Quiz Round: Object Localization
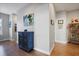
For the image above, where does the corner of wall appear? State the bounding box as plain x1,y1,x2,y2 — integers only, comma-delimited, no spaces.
34,48,50,55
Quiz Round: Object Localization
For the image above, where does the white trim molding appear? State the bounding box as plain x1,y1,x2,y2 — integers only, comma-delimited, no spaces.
55,40,67,44
50,43,55,54
34,48,50,55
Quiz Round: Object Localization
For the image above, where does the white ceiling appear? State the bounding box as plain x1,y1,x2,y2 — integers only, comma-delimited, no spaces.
1,3,79,14
54,3,79,12
0,3,27,14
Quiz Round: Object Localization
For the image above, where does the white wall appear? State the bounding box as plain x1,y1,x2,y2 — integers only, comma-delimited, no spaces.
49,4,56,52
67,10,79,24
55,11,67,43
17,4,50,54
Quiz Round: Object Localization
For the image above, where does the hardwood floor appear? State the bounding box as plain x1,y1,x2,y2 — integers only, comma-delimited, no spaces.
1,40,79,56
0,40,48,56
51,42,79,56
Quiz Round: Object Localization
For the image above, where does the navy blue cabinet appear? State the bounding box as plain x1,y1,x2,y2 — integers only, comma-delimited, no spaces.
18,31,34,52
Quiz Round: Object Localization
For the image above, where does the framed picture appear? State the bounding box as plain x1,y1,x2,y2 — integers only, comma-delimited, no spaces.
23,13,34,26
51,20,54,25
58,20,63,24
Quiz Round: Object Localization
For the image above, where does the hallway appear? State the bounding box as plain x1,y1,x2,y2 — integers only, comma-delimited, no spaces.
51,42,79,56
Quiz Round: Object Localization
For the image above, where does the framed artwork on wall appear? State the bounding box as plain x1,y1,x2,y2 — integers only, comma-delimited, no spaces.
58,20,63,24
51,19,54,25
23,13,34,27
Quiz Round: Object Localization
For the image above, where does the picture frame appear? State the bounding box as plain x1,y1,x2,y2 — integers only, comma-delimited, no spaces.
51,20,54,25
23,13,34,26
58,20,63,24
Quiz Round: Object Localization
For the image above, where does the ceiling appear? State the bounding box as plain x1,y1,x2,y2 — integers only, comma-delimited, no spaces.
0,3,27,14
54,3,79,12
0,3,79,14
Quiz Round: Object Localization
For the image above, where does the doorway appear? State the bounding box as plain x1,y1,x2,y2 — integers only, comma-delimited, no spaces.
12,14,17,41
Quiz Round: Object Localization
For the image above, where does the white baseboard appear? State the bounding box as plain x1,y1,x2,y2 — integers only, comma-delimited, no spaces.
34,48,50,55
0,39,9,41
55,40,67,44
50,43,55,54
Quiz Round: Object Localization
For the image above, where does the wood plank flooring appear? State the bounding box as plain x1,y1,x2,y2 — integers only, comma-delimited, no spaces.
0,40,48,56
1,40,79,56
51,42,79,56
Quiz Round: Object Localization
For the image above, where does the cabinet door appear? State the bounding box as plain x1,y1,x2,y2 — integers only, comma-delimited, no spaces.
27,32,34,50
24,32,28,49
18,32,25,48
